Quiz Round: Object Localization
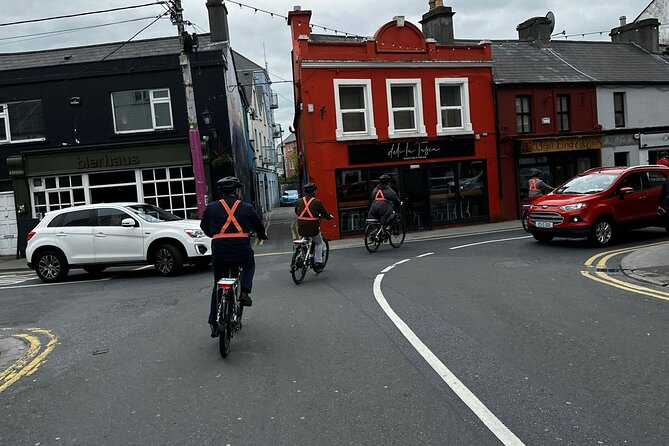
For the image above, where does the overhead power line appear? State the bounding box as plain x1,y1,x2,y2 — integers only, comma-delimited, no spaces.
224,0,364,38
0,2,167,27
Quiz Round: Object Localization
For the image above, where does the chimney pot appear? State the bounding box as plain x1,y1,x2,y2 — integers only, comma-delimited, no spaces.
619,15,626,26
294,5,302,11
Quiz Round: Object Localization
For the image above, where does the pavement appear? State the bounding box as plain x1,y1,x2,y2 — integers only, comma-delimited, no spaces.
2,218,669,287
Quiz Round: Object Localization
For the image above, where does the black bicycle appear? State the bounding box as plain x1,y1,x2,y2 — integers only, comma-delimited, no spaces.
216,267,244,358
290,236,330,284
364,215,406,252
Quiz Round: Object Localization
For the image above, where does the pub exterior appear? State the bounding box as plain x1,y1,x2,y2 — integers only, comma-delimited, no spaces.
288,4,499,239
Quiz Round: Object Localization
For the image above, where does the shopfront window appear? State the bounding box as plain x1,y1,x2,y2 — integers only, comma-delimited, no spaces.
429,166,457,223
336,169,369,234
142,166,197,219
456,161,487,219
31,175,86,219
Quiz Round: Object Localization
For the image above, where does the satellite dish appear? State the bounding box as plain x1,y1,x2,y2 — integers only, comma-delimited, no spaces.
546,11,556,35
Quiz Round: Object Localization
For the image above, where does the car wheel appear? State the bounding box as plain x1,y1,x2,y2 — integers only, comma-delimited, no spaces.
153,244,184,276
531,232,554,243
35,250,69,283
589,218,615,246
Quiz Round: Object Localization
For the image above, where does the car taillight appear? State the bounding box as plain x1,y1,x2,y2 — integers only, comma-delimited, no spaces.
27,231,36,241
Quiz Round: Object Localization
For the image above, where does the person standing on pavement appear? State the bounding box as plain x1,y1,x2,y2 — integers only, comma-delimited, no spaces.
659,174,669,216
657,151,669,167
200,176,267,338
295,182,333,270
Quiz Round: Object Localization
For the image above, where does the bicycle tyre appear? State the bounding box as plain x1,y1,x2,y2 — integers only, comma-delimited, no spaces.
389,219,406,248
364,224,381,253
291,247,308,284
314,240,329,274
219,292,232,358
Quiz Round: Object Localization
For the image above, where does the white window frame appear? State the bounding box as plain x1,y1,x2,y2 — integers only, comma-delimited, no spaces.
333,79,377,141
111,88,174,134
0,100,46,144
435,78,472,135
386,79,426,139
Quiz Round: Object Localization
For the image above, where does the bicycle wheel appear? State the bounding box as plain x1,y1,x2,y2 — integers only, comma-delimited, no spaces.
389,219,406,248
219,291,232,358
314,240,329,274
364,224,381,253
290,247,308,284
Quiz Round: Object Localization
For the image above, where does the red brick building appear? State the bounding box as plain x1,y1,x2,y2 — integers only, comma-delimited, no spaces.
288,5,499,239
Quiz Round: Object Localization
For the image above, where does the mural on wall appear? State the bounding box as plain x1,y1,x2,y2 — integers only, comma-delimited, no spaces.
223,45,254,203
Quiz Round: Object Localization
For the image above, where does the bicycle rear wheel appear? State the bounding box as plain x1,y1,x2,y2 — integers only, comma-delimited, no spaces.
314,240,329,274
389,219,406,248
290,247,308,284
219,291,232,358
364,224,381,253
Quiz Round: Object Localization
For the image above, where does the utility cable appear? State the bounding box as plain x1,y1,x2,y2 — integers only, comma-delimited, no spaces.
0,2,166,27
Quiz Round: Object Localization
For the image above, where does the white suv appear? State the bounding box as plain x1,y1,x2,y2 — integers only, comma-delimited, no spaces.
26,203,212,283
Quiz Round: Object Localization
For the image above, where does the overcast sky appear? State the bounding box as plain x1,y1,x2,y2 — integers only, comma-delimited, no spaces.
3,0,654,141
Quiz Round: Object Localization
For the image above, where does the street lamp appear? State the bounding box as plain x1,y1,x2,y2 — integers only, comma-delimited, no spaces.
200,108,217,139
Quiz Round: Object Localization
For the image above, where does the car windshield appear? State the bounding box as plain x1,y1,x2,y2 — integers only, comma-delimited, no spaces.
554,173,619,194
126,204,182,222
284,190,298,196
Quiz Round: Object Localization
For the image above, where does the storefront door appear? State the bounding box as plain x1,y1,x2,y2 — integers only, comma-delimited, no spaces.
400,168,428,231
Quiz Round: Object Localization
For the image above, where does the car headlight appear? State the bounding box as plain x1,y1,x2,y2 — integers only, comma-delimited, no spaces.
185,229,206,238
559,203,587,211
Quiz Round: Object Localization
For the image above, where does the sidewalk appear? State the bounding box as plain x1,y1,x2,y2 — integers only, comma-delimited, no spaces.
2,220,669,287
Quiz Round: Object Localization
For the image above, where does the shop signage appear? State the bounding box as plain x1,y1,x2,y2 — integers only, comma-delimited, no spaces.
640,132,669,149
348,137,475,165
77,154,140,170
520,136,602,154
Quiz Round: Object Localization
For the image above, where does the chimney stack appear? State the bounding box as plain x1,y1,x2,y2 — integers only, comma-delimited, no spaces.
206,0,230,43
610,18,660,54
619,16,627,26
516,16,553,47
420,2,455,45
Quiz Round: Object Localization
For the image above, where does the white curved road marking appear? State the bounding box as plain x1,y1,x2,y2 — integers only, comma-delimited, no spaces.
450,235,531,250
373,256,525,446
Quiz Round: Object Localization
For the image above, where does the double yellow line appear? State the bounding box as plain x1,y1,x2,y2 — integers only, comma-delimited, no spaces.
0,328,57,393
582,241,669,302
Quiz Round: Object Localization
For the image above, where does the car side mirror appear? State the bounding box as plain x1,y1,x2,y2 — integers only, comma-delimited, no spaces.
619,186,634,197
121,218,137,227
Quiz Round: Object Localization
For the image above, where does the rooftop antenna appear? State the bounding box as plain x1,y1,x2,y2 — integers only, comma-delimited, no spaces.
263,42,268,71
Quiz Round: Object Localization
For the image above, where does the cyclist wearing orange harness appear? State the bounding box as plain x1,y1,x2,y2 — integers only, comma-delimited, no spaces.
295,183,333,269
368,174,401,227
528,168,552,199
200,176,267,337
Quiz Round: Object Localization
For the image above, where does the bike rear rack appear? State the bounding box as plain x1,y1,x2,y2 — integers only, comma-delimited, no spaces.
217,278,237,289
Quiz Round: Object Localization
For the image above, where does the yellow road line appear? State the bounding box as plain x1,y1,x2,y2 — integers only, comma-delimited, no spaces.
584,240,669,267
581,271,669,301
0,328,57,393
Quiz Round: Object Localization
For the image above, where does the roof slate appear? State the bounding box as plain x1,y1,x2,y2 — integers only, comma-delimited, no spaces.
492,40,669,84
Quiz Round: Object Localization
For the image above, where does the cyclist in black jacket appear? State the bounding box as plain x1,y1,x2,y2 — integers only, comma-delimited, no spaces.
200,176,267,338
368,174,401,228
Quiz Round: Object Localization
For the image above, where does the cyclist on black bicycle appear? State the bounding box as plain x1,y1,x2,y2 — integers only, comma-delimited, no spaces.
295,182,332,270
200,176,267,338
368,174,401,232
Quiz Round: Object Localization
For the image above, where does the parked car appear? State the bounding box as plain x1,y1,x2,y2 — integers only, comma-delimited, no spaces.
280,189,299,206
524,165,669,246
26,203,211,282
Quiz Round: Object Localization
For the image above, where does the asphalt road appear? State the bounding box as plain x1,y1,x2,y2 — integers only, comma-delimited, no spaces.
1,207,667,445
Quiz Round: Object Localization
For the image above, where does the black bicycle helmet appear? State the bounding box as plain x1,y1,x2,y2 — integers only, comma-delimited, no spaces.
660,151,668,158
217,176,242,193
379,174,391,184
303,183,317,194
530,168,541,177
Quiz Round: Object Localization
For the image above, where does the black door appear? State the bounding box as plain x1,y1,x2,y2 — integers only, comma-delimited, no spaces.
400,168,429,231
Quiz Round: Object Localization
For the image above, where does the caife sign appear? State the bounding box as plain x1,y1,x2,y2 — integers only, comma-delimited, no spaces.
640,132,669,149
348,138,475,165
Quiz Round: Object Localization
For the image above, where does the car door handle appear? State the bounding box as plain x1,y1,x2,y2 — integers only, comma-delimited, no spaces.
95,232,107,238
56,232,66,237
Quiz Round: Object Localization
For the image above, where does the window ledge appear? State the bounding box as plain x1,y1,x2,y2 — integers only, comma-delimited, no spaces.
0,138,46,145
387,132,428,139
335,133,378,142
436,129,474,136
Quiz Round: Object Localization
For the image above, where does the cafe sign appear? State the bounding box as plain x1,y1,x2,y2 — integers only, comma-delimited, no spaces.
348,137,475,165
640,132,669,149
520,135,602,154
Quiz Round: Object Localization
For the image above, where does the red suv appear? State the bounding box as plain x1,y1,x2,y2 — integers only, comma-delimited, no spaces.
524,166,669,246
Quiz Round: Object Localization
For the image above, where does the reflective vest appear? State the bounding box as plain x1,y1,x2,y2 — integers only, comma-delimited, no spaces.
298,197,318,221
213,199,249,238
374,189,386,201
528,178,542,197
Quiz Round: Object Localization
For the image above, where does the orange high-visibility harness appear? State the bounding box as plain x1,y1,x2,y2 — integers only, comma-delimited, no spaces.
529,178,541,193
213,199,249,238
374,189,386,201
298,197,319,221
